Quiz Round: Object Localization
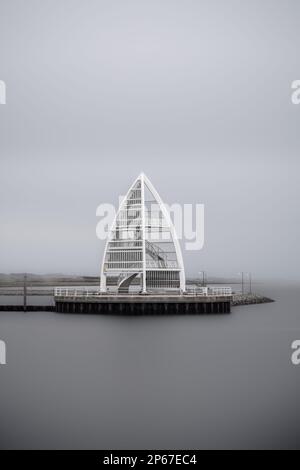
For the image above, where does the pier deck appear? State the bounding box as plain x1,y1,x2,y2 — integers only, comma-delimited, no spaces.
54,291,232,314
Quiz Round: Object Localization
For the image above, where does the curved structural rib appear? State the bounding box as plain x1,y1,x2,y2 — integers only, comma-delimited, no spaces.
100,173,185,294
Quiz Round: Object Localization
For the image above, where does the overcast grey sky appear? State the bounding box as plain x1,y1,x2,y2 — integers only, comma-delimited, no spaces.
0,0,299,279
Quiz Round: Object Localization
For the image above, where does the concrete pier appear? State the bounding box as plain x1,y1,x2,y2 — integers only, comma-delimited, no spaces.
54,294,231,315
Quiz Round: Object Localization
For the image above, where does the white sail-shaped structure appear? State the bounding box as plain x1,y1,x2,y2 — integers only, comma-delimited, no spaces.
100,173,185,294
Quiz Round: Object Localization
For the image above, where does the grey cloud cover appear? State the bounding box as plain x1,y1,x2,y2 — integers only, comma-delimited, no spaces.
0,0,299,278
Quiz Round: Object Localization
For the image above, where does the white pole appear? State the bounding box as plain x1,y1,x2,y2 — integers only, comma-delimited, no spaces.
141,173,147,293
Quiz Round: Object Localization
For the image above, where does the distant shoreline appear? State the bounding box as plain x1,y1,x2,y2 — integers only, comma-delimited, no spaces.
0,273,249,289
0,274,275,306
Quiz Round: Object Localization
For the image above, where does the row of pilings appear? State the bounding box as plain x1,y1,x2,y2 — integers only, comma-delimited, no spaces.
55,300,231,315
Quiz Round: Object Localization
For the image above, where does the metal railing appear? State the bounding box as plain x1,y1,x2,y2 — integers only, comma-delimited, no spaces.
54,286,232,298
54,287,101,298
208,287,232,296
186,287,208,296
146,260,178,269
174,286,233,296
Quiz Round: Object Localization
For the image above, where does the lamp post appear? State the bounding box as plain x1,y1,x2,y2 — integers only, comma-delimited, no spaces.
243,272,252,294
238,272,244,295
198,271,206,287
23,273,27,313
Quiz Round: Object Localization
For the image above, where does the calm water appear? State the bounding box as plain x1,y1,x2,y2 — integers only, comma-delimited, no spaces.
0,281,299,449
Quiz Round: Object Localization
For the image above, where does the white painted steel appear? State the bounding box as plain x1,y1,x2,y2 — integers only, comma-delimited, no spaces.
100,173,186,293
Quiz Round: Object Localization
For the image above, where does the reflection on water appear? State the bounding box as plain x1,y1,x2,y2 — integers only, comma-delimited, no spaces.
0,281,299,449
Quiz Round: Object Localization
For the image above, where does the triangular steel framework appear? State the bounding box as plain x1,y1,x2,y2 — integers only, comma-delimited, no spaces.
100,173,185,293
